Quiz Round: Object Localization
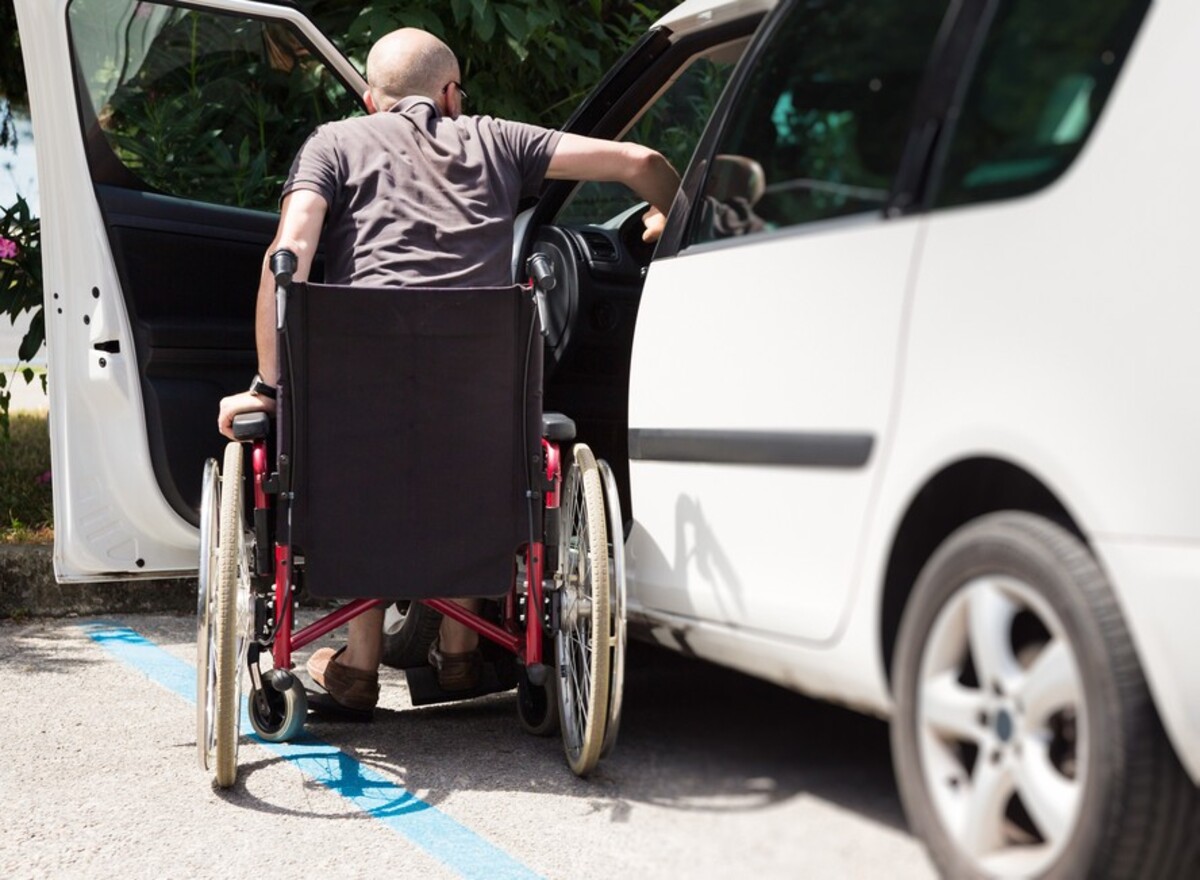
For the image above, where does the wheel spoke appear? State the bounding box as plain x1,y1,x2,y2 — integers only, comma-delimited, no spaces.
1013,739,1079,844
961,755,1015,857
967,580,1021,691
1016,639,1079,726
923,671,988,744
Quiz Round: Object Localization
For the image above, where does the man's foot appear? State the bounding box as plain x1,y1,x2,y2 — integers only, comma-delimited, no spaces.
427,640,483,692
306,646,380,717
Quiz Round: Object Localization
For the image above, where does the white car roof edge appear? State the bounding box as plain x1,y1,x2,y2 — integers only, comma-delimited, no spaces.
654,0,778,36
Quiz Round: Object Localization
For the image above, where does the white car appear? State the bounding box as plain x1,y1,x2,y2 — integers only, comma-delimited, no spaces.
17,0,1199,876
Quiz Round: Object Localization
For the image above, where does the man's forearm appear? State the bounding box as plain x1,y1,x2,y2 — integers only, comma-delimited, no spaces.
255,258,278,385
546,134,680,216
621,146,681,217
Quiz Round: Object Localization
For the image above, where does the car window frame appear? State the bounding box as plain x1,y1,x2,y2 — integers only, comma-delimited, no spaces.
522,13,768,238
656,0,985,259
64,0,368,210
922,0,1153,212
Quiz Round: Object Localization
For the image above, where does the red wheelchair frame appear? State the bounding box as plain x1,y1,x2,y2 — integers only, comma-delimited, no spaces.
196,252,625,789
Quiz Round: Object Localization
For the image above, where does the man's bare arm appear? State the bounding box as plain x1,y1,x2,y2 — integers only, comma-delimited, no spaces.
546,134,680,240
217,189,326,439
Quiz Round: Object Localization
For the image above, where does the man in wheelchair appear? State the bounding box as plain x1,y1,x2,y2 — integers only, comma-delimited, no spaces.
216,27,678,718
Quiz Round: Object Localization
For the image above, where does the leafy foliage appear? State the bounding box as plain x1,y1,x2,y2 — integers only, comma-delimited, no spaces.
0,195,41,437
298,1,673,128
0,0,27,149
80,7,353,211
78,0,673,211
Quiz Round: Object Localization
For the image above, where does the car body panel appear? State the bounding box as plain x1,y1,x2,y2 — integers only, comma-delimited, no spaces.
876,0,1200,779
627,218,922,642
628,0,1200,784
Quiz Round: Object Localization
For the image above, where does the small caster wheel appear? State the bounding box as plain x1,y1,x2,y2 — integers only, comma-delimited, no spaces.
517,663,559,737
248,678,308,742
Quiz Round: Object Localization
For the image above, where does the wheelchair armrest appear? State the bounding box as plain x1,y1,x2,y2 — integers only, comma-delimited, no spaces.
232,412,272,441
542,412,576,442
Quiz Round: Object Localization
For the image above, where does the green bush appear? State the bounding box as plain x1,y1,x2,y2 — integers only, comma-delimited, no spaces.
89,1,674,212
0,411,52,542
305,1,674,127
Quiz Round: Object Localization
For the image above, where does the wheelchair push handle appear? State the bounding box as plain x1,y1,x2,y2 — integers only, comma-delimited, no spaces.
271,249,298,331
270,249,298,288
526,252,556,293
525,253,556,339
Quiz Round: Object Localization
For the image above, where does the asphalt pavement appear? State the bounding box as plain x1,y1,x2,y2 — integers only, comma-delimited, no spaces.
0,613,936,880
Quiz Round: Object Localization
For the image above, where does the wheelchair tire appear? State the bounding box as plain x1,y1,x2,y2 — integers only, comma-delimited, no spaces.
214,441,251,788
596,460,627,759
249,678,308,742
196,457,220,775
555,444,612,776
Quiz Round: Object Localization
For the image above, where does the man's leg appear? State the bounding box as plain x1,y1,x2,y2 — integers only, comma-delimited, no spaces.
340,605,385,671
306,605,383,714
430,598,482,691
438,598,481,653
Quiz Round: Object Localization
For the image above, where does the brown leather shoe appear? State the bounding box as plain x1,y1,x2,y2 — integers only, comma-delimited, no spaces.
306,646,380,713
427,641,482,692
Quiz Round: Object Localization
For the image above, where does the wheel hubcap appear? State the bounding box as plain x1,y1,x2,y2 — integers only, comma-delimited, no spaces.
995,709,1013,743
917,575,1088,875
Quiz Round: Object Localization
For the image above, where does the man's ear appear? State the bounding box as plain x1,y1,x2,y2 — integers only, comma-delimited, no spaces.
363,89,378,114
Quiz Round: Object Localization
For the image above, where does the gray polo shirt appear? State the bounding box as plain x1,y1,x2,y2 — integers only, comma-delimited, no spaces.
282,96,561,287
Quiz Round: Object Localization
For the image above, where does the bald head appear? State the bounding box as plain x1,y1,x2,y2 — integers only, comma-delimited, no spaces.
366,28,460,111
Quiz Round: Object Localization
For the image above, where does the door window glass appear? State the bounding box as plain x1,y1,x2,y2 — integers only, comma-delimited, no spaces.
556,39,747,226
690,0,949,244
68,0,360,211
935,0,1150,208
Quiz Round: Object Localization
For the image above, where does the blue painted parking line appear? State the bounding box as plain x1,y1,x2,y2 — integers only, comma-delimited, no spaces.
82,623,543,880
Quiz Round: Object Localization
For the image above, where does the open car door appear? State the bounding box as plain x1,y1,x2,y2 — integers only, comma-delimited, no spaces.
13,0,366,580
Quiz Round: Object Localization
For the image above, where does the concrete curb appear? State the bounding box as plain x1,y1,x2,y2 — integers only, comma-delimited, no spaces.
0,543,196,618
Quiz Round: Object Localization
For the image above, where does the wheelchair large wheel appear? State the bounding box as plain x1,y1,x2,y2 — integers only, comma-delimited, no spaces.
198,442,253,788
596,460,627,759
555,444,612,776
196,458,220,773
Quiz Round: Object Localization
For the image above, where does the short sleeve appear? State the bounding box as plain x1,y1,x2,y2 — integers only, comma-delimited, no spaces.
488,118,563,200
281,125,340,206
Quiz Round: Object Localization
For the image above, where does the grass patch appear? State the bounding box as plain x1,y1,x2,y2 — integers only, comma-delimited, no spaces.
1,411,53,543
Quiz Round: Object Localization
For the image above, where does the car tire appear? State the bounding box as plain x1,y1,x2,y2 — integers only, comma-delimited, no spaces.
891,511,1199,879
380,601,443,670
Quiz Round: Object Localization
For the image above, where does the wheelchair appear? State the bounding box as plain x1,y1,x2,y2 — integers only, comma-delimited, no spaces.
196,250,627,787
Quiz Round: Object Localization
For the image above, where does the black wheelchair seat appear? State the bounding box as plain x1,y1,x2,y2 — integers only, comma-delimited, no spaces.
284,281,542,601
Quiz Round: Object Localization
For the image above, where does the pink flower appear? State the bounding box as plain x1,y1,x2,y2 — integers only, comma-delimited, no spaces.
0,237,18,259
35,470,52,486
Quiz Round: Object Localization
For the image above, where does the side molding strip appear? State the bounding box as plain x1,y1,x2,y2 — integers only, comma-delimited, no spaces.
628,428,874,468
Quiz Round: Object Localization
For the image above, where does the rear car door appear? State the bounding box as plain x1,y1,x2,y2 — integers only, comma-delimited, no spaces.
13,0,365,580
625,0,955,639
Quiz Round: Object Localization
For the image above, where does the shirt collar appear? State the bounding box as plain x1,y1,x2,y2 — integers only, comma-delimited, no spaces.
389,96,440,119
